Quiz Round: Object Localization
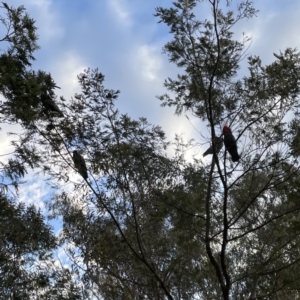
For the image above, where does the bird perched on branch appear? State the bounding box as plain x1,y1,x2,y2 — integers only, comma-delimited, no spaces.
223,125,240,162
41,94,64,117
203,136,223,157
72,150,88,179
46,123,55,131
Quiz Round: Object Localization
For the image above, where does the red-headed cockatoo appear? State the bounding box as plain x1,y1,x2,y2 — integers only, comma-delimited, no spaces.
203,136,223,157
223,125,240,162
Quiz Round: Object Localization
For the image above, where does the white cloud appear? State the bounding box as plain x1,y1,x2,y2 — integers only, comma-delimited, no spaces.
234,2,300,65
107,0,132,26
18,174,50,211
0,124,22,158
12,0,64,40
52,52,87,99
26,0,50,6
135,45,162,81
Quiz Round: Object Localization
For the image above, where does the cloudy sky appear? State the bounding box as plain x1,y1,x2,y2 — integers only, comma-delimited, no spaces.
4,0,300,138
2,0,300,218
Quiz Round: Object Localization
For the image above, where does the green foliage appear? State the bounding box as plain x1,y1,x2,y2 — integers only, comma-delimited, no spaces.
0,194,51,298
0,4,84,299
154,0,300,299
0,2,65,190
0,2,62,126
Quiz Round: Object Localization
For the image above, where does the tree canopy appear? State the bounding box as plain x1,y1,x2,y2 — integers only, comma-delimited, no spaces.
1,0,300,299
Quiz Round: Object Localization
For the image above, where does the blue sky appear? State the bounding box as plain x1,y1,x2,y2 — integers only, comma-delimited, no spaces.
4,0,300,133
2,0,300,214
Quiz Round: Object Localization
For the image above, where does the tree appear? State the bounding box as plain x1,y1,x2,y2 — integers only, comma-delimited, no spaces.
0,2,65,192
2,0,300,299
0,4,84,299
155,0,300,298
0,193,87,299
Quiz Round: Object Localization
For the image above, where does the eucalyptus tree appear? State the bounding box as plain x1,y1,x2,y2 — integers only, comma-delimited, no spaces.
0,3,84,299
155,0,300,298
0,2,63,192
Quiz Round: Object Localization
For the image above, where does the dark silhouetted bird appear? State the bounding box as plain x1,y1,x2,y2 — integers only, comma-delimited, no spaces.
41,94,64,117
46,123,55,131
72,150,88,179
223,125,240,162
203,136,223,157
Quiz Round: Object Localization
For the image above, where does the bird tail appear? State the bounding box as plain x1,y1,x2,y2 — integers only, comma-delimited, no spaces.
231,154,240,162
203,148,212,157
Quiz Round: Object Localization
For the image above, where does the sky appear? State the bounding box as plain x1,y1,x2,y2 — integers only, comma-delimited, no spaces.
2,0,300,221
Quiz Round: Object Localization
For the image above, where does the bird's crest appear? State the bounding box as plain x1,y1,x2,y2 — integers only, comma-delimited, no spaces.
223,125,231,133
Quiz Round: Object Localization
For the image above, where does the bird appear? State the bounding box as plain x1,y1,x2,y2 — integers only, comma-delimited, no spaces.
203,136,223,157
46,123,55,131
72,150,88,179
223,125,240,162
41,94,64,117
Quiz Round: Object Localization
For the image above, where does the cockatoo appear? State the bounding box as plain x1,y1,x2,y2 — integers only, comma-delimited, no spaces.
223,125,240,162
